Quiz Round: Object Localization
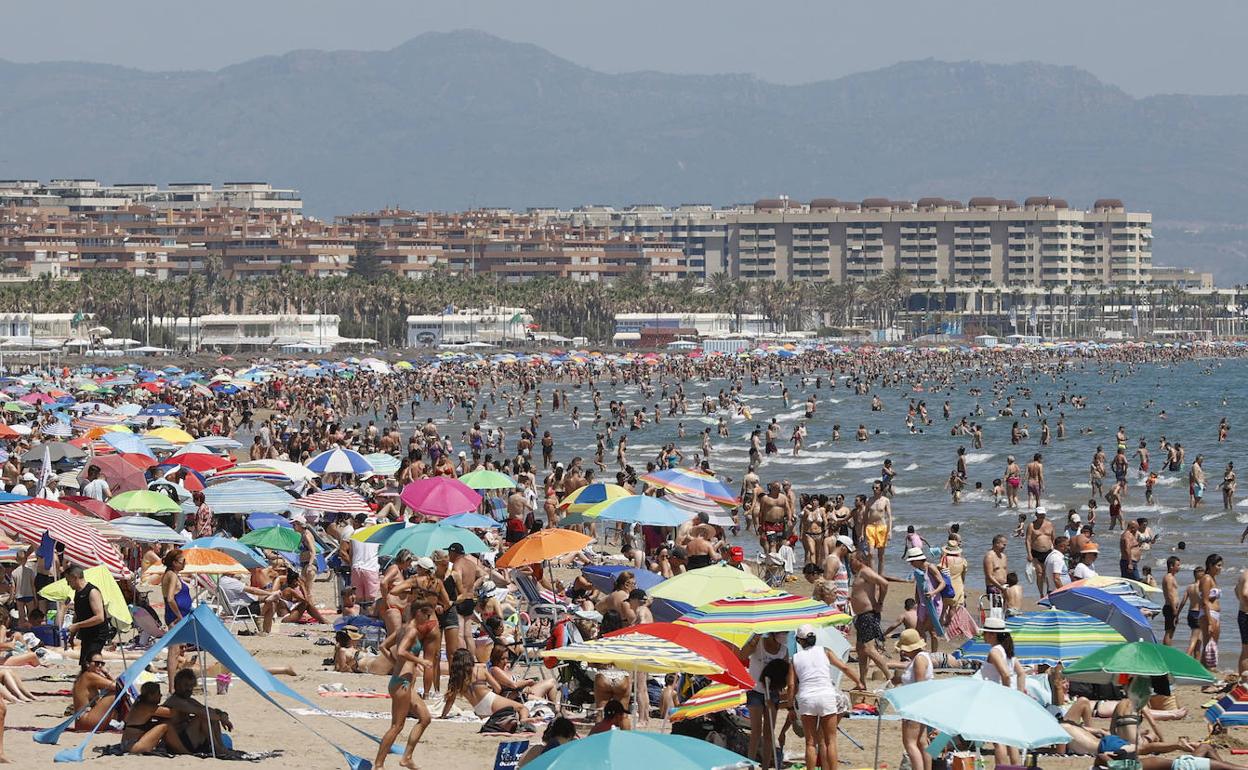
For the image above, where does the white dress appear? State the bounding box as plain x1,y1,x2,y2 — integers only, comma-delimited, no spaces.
792,645,851,717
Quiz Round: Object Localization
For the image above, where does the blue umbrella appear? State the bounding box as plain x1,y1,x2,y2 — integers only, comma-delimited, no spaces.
183,536,267,569
0,491,30,503
305,448,373,475
101,432,156,459
139,403,181,417
439,512,503,529
883,677,1068,749
581,565,664,593
523,728,752,770
583,495,692,527
246,512,291,531
1047,586,1156,643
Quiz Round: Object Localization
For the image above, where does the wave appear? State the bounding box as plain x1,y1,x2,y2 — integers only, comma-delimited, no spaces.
843,458,882,469
904,463,920,471
962,452,995,464
820,450,889,460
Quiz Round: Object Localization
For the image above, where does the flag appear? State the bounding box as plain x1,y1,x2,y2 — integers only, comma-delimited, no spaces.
1029,305,1038,328
509,312,523,324
1132,304,1140,328
37,531,56,571
36,444,51,497
1010,305,1018,329
71,312,84,327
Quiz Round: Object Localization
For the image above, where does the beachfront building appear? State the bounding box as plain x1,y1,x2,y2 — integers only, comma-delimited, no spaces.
405,308,533,346
195,314,343,350
0,313,95,341
0,180,302,218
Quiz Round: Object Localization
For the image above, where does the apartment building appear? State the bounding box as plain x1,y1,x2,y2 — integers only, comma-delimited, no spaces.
0,180,302,218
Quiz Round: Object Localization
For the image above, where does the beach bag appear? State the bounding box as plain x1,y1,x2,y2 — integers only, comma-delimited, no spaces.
937,557,956,600
480,706,521,734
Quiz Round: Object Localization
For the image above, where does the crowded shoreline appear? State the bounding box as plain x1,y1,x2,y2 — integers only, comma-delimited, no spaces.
0,339,1244,769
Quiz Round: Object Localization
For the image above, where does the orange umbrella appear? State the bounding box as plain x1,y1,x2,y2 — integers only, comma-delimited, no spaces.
141,547,247,583
496,528,593,568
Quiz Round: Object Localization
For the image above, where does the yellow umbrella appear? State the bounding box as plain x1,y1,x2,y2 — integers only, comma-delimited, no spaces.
351,521,401,542
39,565,133,627
146,426,194,445
545,633,726,676
141,547,247,583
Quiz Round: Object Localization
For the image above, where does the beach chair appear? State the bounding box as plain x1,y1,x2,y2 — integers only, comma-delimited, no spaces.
201,580,261,635
511,574,565,676
128,604,165,647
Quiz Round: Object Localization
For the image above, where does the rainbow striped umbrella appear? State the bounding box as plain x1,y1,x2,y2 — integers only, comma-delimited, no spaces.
955,610,1125,666
668,683,746,723
559,482,631,513
544,633,729,676
640,468,739,506
676,589,851,646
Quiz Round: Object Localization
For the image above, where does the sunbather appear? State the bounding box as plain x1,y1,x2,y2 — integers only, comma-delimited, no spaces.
163,669,232,756
120,682,171,755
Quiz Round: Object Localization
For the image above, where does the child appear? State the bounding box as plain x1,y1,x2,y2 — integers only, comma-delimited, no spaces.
1140,565,1156,588
775,536,797,575
1012,513,1027,538
992,478,1005,507
1004,571,1024,616
1145,472,1158,505
883,598,919,637
1105,489,1123,531
1086,498,1098,527
947,470,965,504
658,674,679,722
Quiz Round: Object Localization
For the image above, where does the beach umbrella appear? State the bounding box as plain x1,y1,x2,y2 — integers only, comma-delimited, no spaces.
581,564,664,593
1044,578,1161,613
291,488,372,516
146,426,194,445
60,495,120,521
955,610,1126,666
0,499,128,576
378,523,489,558
107,516,188,544
440,512,503,529
138,403,180,417
400,477,482,518
582,495,691,527
185,436,242,452
1206,684,1248,728
457,469,517,490
521,729,751,770
107,490,183,516
246,512,290,531
0,491,29,504
647,562,770,607
666,491,736,527
545,633,739,679
1047,586,1155,643
603,622,753,689
1057,575,1162,596
558,482,630,513
200,479,293,515
496,528,592,568
78,455,147,494
640,468,739,506
676,589,851,646
208,464,295,486
161,453,234,473
351,521,404,543
142,548,247,582
182,536,267,569
244,459,319,482
1064,641,1215,685
305,447,373,475
882,677,1068,749
100,432,156,459
21,442,84,462
239,525,307,552
667,683,747,723
362,453,400,476
41,421,73,439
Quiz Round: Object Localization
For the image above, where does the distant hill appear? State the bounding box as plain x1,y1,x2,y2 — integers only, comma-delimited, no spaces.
2,30,1247,280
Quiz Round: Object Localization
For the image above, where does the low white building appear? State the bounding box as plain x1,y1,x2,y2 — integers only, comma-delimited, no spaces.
196,314,342,349
406,307,533,346
0,312,95,341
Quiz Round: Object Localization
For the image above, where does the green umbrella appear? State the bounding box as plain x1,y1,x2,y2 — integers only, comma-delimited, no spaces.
108,490,182,515
458,469,517,490
379,523,488,558
239,526,305,552
1065,641,1215,684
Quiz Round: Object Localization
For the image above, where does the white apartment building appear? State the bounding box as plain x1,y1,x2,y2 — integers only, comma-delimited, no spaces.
405,307,533,346
0,180,302,218
195,314,341,348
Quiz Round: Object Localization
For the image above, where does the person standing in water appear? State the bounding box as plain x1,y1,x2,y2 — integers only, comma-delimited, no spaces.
1025,453,1045,509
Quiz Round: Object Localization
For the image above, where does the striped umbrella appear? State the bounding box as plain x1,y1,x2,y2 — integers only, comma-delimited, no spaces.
667,492,736,527
208,464,293,486
458,469,517,490
559,483,630,513
305,448,373,475
955,610,1125,666
363,453,401,476
640,468,739,506
545,633,733,677
1206,684,1248,728
186,436,242,452
107,516,188,544
42,421,72,438
0,499,128,576
676,589,851,646
200,479,293,514
292,488,372,516
1044,578,1161,612
668,683,747,723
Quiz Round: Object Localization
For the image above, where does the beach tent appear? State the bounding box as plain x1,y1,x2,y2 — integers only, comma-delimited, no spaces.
41,603,388,769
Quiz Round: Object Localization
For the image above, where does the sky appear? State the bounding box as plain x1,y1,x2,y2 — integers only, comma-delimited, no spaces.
4,0,1245,96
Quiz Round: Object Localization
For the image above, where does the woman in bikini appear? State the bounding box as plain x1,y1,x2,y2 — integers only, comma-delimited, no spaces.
161,549,193,690
374,600,434,770
1199,554,1224,669
72,654,119,731
441,648,529,722
120,682,171,755
487,645,560,709
333,626,391,675
379,550,415,638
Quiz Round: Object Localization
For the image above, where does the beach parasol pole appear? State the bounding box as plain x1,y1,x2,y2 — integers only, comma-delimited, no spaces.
873,710,882,769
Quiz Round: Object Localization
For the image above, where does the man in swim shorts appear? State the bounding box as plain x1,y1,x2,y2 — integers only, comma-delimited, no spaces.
864,482,892,575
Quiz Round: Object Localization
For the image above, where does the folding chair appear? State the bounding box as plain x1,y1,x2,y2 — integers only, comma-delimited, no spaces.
201,579,261,634
511,574,565,676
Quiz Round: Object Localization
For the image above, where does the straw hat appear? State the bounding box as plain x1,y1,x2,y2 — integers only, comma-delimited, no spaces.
897,628,926,652
1081,543,1100,555
942,541,962,556
903,546,926,562
341,625,364,640
982,616,1011,634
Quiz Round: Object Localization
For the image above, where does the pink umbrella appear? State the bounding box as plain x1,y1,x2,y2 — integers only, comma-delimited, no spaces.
19,393,56,405
400,477,482,518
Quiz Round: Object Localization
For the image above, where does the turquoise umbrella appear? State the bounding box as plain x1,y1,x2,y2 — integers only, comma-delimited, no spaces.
378,523,488,558
523,729,752,770
882,677,1068,749
583,495,692,527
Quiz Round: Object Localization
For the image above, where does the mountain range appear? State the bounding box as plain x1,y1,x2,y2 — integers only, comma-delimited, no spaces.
1,30,1247,281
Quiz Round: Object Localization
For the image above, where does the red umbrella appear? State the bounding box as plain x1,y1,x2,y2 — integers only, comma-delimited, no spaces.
605,622,755,690
61,495,121,521
79,455,146,494
0,499,128,576
136,382,164,393
0,424,18,439
164,453,234,473
399,477,482,518
118,453,158,471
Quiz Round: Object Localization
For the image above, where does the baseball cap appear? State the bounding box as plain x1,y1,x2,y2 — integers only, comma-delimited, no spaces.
835,535,855,551
415,557,435,571
1034,506,1047,517
795,623,816,640
447,542,466,555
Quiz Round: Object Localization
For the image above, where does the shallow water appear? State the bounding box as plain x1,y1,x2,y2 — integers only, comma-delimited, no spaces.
395,356,1248,646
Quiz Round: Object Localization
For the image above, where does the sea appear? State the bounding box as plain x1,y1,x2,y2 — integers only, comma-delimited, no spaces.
393,355,1248,647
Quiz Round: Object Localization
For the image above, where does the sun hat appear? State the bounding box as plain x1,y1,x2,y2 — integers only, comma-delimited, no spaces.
1081,543,1100,555
982,616,1011,634
897,628,926,652
1070,513,1082,524
903,546,926,562
289,513,307,524
942,541,962,556
573,609,603,623
1034,506,1047,517
341,625,364,640
835,535,855,551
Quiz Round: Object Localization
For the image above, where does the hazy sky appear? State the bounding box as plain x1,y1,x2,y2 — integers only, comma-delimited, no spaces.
4,0,1245,96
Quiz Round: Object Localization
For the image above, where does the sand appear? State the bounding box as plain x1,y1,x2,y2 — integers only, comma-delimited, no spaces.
4,567,1235,770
